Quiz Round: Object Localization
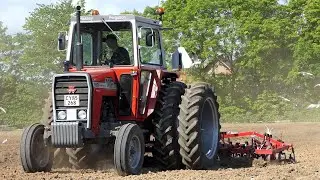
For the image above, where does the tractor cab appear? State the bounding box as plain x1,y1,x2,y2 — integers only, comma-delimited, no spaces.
58,10,166,69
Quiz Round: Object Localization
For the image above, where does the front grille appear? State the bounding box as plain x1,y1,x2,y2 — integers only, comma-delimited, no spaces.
51,121,83,147
54,75,89,109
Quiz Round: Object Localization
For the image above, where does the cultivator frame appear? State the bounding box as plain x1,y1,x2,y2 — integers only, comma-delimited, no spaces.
218,131,296,163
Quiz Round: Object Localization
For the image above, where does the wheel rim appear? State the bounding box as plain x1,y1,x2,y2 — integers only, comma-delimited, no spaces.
200,98,219,159
128,135,142,169
33,129,50,168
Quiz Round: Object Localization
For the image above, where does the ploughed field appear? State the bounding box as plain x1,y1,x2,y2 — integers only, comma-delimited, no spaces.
0,122,319,180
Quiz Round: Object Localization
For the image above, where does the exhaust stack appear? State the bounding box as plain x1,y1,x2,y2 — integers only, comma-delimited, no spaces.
76,6,83,71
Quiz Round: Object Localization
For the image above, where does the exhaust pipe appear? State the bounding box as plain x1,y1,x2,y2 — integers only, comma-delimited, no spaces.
76,6,83,71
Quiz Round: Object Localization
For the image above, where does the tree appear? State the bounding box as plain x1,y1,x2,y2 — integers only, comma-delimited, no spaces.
160,0,308,121
284,0,320,103
0,1,87,127
0,21,45,127
19,0,85,84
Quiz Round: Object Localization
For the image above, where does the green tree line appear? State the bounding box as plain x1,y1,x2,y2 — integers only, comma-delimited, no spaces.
0,0,319,127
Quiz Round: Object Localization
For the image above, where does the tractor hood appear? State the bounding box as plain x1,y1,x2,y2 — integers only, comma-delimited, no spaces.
69,67,117,83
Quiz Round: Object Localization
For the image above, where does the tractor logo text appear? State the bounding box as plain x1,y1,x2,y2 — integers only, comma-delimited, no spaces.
67,86,77,94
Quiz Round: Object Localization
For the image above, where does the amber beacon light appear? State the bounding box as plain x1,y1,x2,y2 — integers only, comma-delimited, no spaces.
92,10,100,15
156,7,165,15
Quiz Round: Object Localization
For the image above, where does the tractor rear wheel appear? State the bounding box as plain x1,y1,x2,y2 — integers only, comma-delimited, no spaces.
178,83,221,169
41,92,53,127
152,81,186,170
66,146,95,169
114,123,145,176
20,123,53,172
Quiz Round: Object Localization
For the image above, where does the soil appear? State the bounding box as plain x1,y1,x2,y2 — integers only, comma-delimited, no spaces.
0,122,319,180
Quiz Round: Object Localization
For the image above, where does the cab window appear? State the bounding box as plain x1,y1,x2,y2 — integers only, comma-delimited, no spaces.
139,28,162,65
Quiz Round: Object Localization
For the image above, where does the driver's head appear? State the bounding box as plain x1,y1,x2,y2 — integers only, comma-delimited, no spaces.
105,34,118,50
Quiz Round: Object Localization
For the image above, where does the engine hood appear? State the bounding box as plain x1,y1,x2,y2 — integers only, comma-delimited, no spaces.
69,67,116,82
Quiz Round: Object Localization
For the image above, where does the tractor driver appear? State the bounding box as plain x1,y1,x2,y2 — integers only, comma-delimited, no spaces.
103,34,131,65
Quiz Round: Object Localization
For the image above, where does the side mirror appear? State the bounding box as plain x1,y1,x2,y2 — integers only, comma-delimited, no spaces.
138,27,155,47
57,31,67,51
171,47,194,70
145,31,154,47
172,49,182,71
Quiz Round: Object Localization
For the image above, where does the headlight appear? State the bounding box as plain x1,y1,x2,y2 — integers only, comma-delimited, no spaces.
57,111,67,120
78,110,87,120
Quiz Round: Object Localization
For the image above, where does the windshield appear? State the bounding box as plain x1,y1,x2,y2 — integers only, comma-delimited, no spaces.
71,21,133,66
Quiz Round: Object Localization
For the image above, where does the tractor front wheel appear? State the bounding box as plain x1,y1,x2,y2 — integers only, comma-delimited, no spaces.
178,83,221,169
114,123,145,176
20,123,53,173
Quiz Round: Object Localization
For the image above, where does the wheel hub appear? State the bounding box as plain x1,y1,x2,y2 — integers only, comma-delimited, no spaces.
200,98,219,159
128,135,141,169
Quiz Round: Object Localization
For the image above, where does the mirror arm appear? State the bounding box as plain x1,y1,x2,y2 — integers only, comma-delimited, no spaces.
63,60,70,72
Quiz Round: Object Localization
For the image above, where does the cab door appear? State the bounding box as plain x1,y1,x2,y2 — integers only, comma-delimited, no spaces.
136,26,165,119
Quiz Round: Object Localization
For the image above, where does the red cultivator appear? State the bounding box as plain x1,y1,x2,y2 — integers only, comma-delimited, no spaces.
218,130,296,163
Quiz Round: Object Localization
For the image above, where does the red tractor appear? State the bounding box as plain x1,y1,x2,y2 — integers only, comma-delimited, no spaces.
20,6,221,175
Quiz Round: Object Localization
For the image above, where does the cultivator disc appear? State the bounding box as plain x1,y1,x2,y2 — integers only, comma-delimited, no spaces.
218,131,296,164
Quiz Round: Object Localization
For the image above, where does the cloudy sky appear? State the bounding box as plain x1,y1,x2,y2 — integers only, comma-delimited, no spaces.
0,0,160,35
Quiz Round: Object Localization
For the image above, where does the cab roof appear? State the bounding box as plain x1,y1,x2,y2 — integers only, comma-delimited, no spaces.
70,14,161,26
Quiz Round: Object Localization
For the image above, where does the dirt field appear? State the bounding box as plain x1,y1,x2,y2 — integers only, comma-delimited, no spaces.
0,122,319,180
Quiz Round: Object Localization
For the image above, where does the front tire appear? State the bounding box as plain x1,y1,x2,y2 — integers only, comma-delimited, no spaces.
114,123,145,176
20,123,53,173
178,83,221,169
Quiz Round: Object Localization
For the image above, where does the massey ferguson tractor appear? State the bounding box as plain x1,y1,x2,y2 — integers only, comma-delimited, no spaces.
20,6,296,176
20,6,221,175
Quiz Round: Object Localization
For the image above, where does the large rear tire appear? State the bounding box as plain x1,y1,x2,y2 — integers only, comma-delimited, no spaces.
178,83,221,169
66,145,100,169
114,123,145,176
41,92,53,127
20,123,53,173
66,147,89,169
53,148,70,168
152,81,186,170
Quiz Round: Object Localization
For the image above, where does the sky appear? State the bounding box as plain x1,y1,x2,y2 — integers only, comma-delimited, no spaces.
0,0,160,35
